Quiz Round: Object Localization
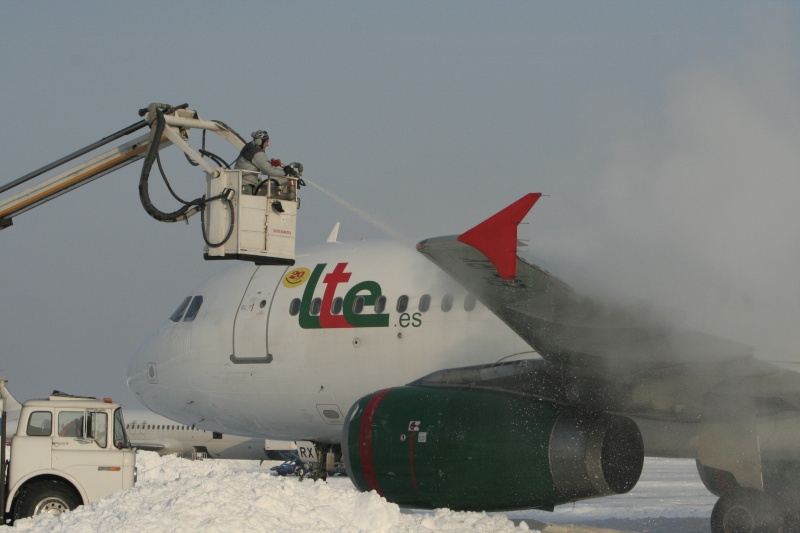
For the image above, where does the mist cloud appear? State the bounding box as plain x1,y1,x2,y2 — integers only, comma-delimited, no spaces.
532,7,800,358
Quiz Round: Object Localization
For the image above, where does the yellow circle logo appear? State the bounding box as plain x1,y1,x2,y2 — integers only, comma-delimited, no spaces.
283,268,311,288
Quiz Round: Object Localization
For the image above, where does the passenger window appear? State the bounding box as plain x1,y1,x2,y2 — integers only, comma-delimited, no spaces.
396,295,409,313
332,297,343,315
464,294,477,311
419,294,431,312
170,296,191,322
353,296,365,314
289,298,301,316
441,294,453,312
26,411,52,436
311,298,322,316
183,295,204,322
374,295,387,314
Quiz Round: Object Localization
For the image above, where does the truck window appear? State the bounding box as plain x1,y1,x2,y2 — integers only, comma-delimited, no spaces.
114,408,131,449
58,411,85,437
26,411,52,436
88,411,108,448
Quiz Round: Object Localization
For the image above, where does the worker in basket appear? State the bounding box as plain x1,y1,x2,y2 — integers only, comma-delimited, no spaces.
234,130,300,202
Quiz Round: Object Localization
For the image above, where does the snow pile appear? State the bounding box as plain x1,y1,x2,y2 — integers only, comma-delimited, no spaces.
5,452,532,533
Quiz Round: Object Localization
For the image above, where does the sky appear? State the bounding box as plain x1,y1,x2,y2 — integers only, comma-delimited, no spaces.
2,2,800,407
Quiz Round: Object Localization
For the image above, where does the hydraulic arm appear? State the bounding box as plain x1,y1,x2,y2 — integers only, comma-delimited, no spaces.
0,121,160,228
0,103,301,264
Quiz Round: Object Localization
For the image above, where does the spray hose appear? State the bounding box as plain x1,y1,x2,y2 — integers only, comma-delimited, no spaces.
138,108,234,247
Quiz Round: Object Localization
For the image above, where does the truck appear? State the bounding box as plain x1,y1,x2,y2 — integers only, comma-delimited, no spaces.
1,378,135,523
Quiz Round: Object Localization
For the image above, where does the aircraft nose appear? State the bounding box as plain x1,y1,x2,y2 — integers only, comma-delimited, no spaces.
127,329,159,407
127,323,185,411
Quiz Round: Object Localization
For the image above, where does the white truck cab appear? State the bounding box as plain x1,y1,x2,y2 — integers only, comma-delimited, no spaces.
1,380,135,522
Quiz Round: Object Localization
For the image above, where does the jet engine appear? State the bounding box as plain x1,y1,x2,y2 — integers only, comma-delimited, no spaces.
342,386,644,511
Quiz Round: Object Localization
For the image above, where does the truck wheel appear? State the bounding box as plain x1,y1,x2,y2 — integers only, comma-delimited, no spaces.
13,480,81,519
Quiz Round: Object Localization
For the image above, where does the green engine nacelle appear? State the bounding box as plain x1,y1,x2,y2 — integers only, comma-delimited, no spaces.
342,386,644,511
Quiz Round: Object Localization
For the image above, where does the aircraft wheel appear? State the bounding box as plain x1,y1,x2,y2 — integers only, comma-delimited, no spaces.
296,466,306,477
711,488,784,533
13,480,80,520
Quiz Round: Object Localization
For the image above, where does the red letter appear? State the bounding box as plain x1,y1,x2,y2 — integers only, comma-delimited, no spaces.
319,263,353,328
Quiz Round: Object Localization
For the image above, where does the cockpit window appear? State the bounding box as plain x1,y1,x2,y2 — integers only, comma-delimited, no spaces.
170,296,191,322
183,295,204,322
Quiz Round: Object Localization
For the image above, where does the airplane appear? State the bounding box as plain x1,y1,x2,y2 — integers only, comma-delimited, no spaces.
123,409,295,461
127,193,800,533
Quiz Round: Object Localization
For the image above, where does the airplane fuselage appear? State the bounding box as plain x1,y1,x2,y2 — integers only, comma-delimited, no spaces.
127,240,535,443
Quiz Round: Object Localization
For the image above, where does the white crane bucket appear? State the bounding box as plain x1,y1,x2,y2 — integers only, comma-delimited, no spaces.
203,169,297,265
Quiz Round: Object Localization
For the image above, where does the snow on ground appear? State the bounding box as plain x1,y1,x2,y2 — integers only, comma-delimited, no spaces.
3,451,530,533
2,454,716,533
509,458,716,533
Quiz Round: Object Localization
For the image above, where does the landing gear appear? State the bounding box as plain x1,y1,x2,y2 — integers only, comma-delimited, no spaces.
702,458,800,533
297,442,342,482
711,488,798,533
304,442,330,482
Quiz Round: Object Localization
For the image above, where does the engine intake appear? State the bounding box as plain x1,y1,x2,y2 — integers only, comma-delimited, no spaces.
343,386,643,511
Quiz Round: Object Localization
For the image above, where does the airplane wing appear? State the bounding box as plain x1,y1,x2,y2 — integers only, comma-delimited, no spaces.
416,194,800,418
346,194,800,526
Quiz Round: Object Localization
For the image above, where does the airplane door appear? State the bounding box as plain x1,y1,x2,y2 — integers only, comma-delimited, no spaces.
232,266,285,362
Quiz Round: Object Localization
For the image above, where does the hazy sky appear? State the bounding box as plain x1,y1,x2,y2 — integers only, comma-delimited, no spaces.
2,2,800,405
